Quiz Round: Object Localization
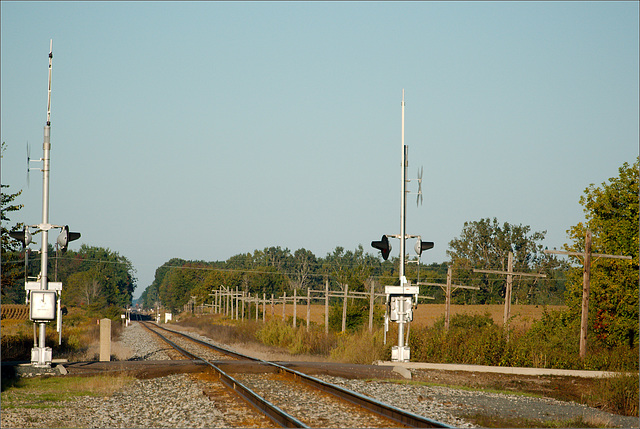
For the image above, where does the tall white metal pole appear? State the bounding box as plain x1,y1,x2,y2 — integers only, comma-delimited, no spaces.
400,89,406,280
398,89,407,352
36,40,53,366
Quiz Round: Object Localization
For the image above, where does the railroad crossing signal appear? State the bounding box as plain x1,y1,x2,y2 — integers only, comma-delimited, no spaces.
9,227,32,248
371,235,392,260
56,225,81,253
414,238,434,256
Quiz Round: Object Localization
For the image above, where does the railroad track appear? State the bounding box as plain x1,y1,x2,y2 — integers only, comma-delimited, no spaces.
140,322,451,428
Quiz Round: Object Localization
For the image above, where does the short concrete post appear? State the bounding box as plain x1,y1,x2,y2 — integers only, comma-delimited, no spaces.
99,318,111,362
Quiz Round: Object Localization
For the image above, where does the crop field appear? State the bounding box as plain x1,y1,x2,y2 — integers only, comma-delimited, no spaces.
257,302,566,331
1,305,29,321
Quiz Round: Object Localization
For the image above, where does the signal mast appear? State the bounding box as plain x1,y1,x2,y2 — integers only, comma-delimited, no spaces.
371,90,433,362
9,40,81,367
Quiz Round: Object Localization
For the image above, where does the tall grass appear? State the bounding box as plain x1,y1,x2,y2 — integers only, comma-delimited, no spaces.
407,311,639,372
329,329,389,364
592,373,640,416
256,319,336,356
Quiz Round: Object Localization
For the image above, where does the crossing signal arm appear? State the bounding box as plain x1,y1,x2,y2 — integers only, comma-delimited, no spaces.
371,235,392,260
9,227,32,248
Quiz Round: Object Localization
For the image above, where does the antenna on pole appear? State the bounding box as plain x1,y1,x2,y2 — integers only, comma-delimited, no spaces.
416,166,423,206
47,39,52,126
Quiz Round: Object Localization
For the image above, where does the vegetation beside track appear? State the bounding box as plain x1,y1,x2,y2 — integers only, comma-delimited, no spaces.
175,312,639,418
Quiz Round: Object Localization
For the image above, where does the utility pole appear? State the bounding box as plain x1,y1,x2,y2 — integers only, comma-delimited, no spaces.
545,230,632,359
473,251,546,329
419,266,479,330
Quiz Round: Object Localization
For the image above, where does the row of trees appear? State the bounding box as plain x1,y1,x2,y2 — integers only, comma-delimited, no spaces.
139,223,568,313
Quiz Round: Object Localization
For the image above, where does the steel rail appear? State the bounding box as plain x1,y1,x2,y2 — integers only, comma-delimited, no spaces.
148,322,451,428
141,322,308,428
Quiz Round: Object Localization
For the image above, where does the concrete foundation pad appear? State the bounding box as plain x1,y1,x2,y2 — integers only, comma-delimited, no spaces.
376,361,629,378
392,366,412,379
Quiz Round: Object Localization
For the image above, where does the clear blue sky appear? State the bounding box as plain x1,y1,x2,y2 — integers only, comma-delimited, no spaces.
2,2,638,299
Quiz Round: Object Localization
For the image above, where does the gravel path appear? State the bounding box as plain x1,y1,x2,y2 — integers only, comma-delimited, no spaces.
2,322,638,428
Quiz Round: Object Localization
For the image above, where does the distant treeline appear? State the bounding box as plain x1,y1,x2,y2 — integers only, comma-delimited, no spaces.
139,236,568,313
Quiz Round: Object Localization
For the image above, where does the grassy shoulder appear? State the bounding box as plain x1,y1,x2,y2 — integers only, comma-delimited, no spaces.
1,375,135,410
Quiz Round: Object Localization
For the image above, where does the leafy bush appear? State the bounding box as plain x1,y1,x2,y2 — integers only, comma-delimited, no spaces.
410,313,509,365
407,308,638,372
329,329,387,364
257,320,296,347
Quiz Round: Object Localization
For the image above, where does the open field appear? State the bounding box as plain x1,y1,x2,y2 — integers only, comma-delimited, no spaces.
233,302,567,331
1,305,29,321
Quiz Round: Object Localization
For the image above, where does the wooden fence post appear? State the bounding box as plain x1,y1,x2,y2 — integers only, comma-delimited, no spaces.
341,285,348,333
325,278,329,334
293,289,297,328
282,292,286,322
369,280,375,332
235,287,239,320
306,287,310,332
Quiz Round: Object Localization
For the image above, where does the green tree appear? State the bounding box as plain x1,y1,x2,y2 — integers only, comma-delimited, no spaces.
60,245,136,310
288,248,318,292
447,218,566,304
141,258,186,309
1,142,26,303
322,245,377,292
565,158,639,348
